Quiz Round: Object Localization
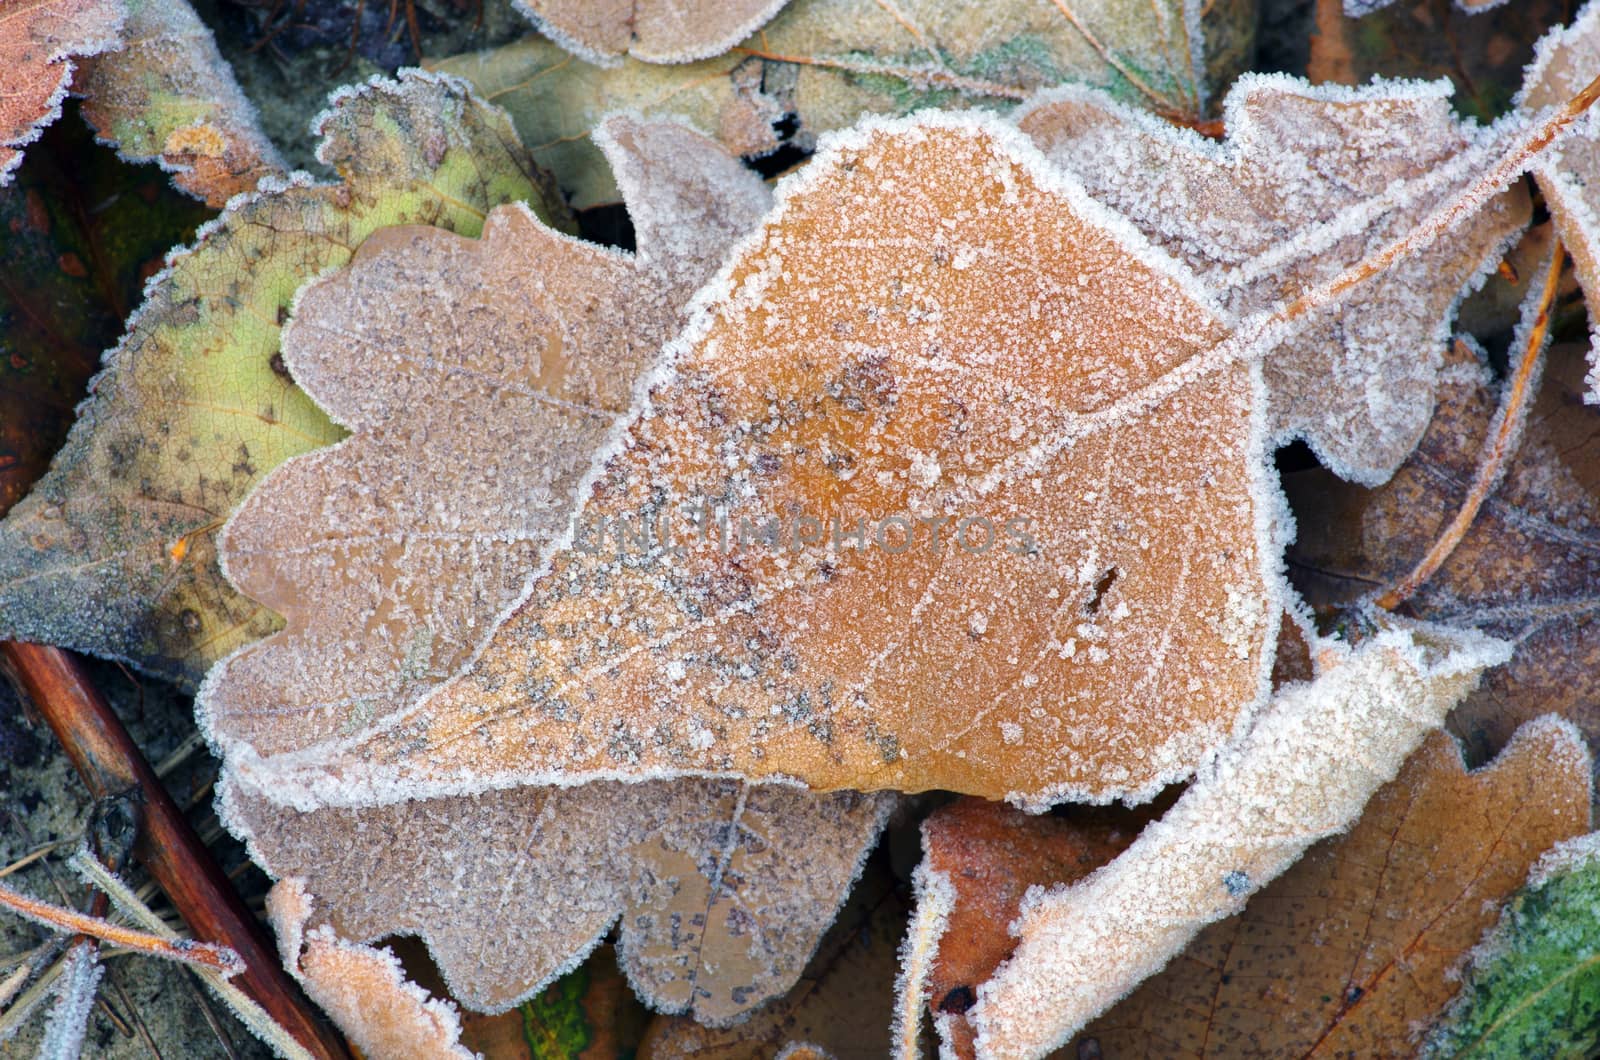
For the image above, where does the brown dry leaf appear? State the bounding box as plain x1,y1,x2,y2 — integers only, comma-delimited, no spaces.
1059,717,1592,1058
1519,2,1600,401
639,859,910,1059
0,0,122,183
1287,341,1600,764
1016,75,1530,485
915,800,1144,1056
513,0,790,64
236,781,888,1025
74,0,285,206
257,110,1288,809
266,879,475,1060
202,115,889,1023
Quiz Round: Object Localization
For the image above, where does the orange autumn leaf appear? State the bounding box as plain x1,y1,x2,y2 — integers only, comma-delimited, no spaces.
202,114,890,1025
261,110,1286,809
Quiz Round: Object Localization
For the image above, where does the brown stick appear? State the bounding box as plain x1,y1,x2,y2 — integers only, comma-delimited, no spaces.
1374,240,1565,611
0,641,351,1060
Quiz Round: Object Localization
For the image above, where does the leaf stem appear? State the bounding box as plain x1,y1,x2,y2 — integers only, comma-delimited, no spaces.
1375,239,1565,611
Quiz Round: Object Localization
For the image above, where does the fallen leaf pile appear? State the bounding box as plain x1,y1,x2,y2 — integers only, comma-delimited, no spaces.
6,2,1600,1058
202,110,891,1023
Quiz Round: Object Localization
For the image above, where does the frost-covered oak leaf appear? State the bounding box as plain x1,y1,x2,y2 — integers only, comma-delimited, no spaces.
440,0,1235,209
1058,717,1591,1059
962,620,1519,1057
0,0,123,184
75,0,285,207
1287,342,1600,764
1520,0,1600,402
0,71,565,687
1017,73,1529,486
512,0,790,65
253,110,1285,808
201,115,889,1023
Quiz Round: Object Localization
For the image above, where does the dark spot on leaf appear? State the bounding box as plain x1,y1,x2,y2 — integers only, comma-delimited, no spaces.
939,985,976,1013
1085,567,1118,614
270,351,290,378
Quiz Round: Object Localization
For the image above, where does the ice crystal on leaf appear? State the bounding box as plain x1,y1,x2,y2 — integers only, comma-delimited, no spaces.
243,110,1288,810
200,115,889,1023
511,0,792,65
0,71,566,687
1017,74,1529,485
1424,829,1600,1058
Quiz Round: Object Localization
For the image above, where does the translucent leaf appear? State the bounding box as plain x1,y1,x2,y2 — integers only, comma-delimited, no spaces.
0,0,122,184
438,0,1234,208
1017,73,1530,484
201,115,889,1023
511,0,791,64
254,110,1287,808
0,71,567,687
74,0,285,207
1423,832,1600,1059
